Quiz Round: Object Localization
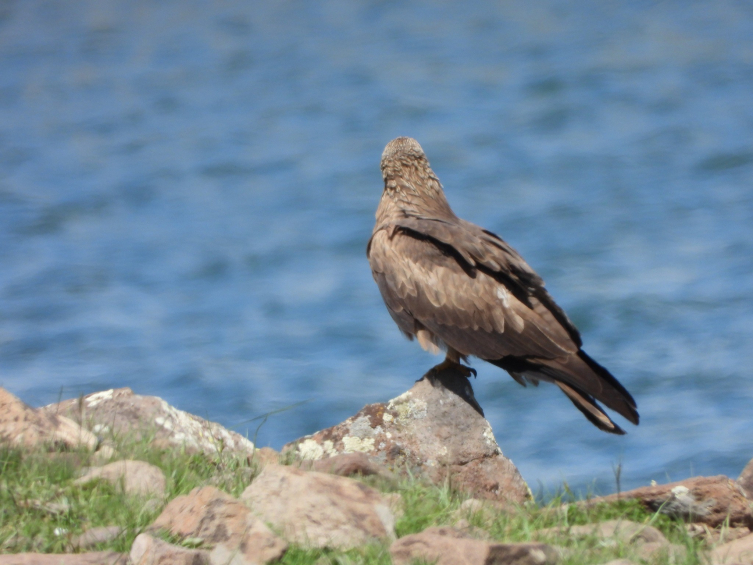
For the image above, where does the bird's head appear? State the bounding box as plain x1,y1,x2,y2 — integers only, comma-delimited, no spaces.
379,137,453,216
380,137,430,181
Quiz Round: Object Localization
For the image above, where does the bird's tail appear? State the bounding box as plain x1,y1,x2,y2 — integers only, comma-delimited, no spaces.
489,351,639,434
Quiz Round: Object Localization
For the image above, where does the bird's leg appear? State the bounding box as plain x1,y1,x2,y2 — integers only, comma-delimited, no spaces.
429,350,477,379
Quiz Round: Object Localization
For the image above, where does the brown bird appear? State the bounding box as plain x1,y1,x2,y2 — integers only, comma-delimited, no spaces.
367,137,639,434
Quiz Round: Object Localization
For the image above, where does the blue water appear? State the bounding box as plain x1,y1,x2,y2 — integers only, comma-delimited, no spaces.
1,0,753,495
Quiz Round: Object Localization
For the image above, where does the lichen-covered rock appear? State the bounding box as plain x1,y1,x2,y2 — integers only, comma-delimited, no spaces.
75,460,167,498
150,486,287,565
0,387,98,451
584,476,752,528
241,464,395,549
43,387,255,457
284,368,530,505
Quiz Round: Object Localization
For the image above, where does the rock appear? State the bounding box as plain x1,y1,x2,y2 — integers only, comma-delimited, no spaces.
390,527,558,565
584,476,752,528
241,464,395,549
711,532,753,564
75,460,166,498
0,387,98,451
536,519,667,546
310,452,393,479
284,368,530,504
71,526,124,550
0,553,127,565
130,534,209,565
250,447,280,467
635,541,686,562
738,458,753,499
453,498,502,529
686,523,751,545
384,492,405,520
150,485,287,565
43,388,255,457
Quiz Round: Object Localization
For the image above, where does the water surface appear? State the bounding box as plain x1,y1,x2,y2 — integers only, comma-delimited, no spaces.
1,0,752,494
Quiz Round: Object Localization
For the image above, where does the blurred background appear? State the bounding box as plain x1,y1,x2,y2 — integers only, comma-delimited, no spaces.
1,0,752,495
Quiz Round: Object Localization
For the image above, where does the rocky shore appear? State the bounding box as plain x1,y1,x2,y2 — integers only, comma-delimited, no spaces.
1,371,753,565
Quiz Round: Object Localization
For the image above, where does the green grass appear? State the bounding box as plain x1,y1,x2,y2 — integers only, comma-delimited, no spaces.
0,438,712,564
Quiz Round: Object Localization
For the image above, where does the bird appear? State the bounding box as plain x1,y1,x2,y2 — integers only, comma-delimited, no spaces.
367,137,639,434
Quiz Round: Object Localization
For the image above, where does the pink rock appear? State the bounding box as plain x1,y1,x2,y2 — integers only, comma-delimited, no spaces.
71,526,124,550
585,475,752,528
536,519,667,546
0,553,126,565
75,460,166,498
711,532,753,564
310,452,392,478
0,387,97,451
151,486,287,565
241,464,395,549
130,534,209,565
390,527,558,565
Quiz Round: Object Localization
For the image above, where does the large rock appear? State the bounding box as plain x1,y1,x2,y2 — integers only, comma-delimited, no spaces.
150,486,287,565
43,388,255,457
585,475,752,528
130,534,209,565
390,527,558,565
284,368,530,504
0,387,98,451
241,464,395,549
75,460,167,498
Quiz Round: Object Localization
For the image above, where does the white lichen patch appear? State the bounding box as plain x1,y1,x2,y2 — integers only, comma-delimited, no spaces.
321,439,333,455
92,424,110,435
342,435,375,453
382,413,394,423
387,393,428,421
155,416,173,430
482,426,502,453
671,485,690,496
349,415,379,438
297,438,325,461
85,389,114,408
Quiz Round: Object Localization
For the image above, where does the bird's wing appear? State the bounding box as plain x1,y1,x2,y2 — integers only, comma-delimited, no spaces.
368,218,638,427
395,215,582,346
367,224,577,360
